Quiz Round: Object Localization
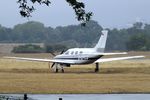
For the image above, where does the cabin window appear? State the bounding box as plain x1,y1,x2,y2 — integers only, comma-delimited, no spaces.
65,51,69,55
71,51,74,55
79,51,83,54
75,51,78,55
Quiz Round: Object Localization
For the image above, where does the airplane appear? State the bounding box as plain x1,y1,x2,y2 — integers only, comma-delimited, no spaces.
4,30,144,73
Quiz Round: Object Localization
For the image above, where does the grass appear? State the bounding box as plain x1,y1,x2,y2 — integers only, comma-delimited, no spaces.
0,52,150,94
0,73,150,94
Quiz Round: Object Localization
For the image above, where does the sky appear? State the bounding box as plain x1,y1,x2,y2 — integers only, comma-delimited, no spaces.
0,0,150,28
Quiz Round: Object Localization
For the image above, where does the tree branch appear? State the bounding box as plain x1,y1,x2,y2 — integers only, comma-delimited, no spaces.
17,0,92,25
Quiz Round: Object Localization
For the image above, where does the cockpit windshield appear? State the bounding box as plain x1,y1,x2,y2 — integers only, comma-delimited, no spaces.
64,51,69,55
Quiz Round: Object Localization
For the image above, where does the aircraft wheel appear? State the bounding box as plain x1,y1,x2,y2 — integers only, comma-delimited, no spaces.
55,69,59,73
61,69,64,73
95,68,99,72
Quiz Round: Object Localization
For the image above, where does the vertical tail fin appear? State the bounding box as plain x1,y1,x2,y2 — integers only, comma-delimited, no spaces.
94,30,108,52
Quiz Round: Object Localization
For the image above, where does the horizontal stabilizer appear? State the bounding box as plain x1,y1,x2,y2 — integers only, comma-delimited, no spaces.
95,56,145,63
99,52,127,55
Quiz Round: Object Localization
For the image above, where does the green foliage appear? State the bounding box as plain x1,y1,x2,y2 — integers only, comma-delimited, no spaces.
12,44,44,53
1,21,150,51
17,0,92,25
127,33,150,51
133,22,143,29
66,0,92,25
12,21,46,42
0,26,12,42
55,20,103,47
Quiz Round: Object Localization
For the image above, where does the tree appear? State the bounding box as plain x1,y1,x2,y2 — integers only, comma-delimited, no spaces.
17,0,92,25
126,33,148,51
133,22,143,29
12,21,47,42
0,25,12,42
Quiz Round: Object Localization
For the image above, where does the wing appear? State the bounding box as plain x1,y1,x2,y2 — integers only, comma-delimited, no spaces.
84,52,127,56
95,56,145,63
3,56,75,64
99,52,127,55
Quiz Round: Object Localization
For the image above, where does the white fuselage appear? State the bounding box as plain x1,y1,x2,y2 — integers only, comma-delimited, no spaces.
54,48,103,65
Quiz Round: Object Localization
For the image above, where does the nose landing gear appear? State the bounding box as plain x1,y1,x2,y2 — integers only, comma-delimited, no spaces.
53,64,64,73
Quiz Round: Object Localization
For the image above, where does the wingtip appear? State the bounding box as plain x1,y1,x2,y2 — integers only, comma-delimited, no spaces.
138,55,145,58
133,55,145,58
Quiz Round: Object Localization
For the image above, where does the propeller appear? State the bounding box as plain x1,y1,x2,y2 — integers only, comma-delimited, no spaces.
50,52,56,56
50,50,64,57
49,50,65,69
51,62,55,68
60,50,65,54
49,52,56,69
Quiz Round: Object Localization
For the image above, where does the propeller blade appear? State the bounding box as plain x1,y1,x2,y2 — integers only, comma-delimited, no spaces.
50,52,56,56
60,50,65,54
51,63,55,68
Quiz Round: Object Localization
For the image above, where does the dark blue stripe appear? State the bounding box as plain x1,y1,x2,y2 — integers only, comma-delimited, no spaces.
55,55,103,60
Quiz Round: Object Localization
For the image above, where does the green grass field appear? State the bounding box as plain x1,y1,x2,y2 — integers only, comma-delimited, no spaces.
0,52,150,94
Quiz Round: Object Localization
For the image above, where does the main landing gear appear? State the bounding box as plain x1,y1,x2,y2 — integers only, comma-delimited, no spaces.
95,63,99,72
49,63,64,73
50,62,99,73
54,64,64,73
55,68,64,73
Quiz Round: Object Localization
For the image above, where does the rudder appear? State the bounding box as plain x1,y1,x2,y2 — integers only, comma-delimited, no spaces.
94,30,108,52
